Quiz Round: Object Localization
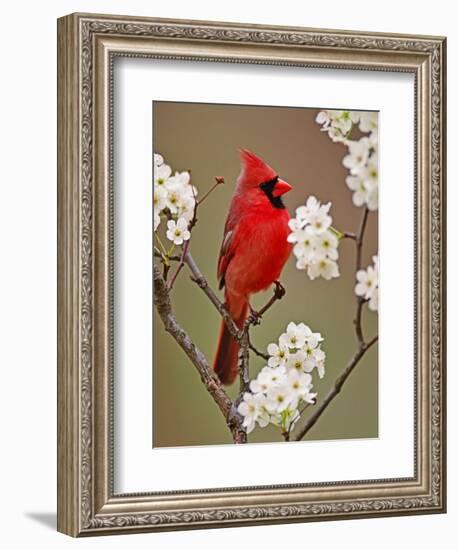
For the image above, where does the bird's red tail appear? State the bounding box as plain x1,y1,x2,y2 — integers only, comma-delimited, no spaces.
213,294,248,385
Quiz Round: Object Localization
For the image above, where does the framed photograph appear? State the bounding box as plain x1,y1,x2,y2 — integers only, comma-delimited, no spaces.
57,13,446,536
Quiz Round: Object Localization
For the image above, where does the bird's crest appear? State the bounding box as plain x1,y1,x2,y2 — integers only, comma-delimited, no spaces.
238,148,277,188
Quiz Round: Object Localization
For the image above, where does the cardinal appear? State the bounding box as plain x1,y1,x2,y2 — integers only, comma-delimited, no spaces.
213,149,293,385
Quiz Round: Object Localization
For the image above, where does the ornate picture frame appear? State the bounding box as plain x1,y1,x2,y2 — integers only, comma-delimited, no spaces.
57,13,446,536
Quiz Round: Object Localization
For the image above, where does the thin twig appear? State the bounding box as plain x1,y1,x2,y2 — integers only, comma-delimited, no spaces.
165,176,225,290
166,175,198,290
342,231,357,240
248,339,269,361
354,207,369,346
356,207,369,271
153,263,246,443
258,281,286,318
154,249,181,262
167,239,190,291
293,336,378,440
245,281,286,327
188,176,224,231
198,176,225,206
294,206,376,441
163,261,170,281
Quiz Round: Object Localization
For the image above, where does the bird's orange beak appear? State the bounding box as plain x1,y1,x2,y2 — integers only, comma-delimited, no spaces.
272,179,293,198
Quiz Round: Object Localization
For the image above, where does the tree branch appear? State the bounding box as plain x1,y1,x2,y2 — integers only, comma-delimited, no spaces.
248,339,269,361
167,238,190,291
294,206,376,441
254,281,286,319
354,207,369,346
238,323,251,396
184,252,242,343
153,263,246,443
293,336,378,440
197,176,225,207
356,207,369,271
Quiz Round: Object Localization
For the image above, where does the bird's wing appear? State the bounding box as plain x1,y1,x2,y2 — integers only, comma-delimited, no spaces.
217,223,238,290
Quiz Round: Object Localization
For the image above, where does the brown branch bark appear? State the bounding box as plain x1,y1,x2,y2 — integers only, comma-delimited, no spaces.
153,263,246,443
238,326,251,396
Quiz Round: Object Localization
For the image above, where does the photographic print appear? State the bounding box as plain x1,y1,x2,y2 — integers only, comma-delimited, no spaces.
153,102,379,447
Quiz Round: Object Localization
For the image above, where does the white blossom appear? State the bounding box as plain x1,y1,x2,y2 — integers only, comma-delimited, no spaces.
346,174,371,208
330,110,355,134
361,153,378,187
154,162,172,188
355,255,379,312
166,217,191,246
237,392,270,434
154,184,167,212
238,321,326,436
314,111,379,212
292,234,316,264
308,258,340,280
286,370,314,400
307,208,332,235
358,112,378,134
165,180,187,214
154,210,161,232
153,153,198,234
279,322,311,350
154,153,164,167
289,197,341,280
266,384,297,414
250,367,285,394
315,110,332,128
317,360,326,379
313,231,339,261
343,138,371,175
295,195,321,222
286,350,308,372
176,195,196,222
368,288,378,312
267,342,290,368
343,139,378,211
315,110,359,143
366,186,379,211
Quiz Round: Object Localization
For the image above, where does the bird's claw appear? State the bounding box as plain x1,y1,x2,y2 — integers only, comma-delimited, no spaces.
247,308,262,326
274,280,286,300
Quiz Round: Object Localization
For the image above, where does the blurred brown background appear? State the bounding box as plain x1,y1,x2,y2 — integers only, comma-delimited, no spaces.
153,102,378,447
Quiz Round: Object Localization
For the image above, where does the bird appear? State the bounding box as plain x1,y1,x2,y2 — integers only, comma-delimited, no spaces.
213,149,293,385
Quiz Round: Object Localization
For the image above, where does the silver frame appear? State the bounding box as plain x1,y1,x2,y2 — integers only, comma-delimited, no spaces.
57,13,446,536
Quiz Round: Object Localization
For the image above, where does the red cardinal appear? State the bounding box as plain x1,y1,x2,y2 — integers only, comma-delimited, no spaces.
213,149,293,385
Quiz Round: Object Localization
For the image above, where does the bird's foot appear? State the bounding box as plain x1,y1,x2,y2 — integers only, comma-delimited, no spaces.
274,280,286,300
247,306,262,326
